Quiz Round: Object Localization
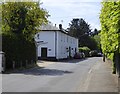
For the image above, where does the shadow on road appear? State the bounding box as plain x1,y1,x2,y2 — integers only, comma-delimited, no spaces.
5,68,73,76
3,58,88,75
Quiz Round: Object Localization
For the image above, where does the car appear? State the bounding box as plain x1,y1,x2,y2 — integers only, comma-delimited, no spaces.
89,50,98,57
74,52,85,59
81,52,85,58
97,53,103,57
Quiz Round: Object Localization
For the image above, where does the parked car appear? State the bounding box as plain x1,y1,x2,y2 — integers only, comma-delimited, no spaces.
81,52,85,58
89,50,103,57
97,53,103,57
89,50,98,57
74,52,85,59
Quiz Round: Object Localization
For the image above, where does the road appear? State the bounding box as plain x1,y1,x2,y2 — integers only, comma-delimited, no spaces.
2,57,118,92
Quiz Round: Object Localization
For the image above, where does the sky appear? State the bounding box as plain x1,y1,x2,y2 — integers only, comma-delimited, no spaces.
40,0,102,31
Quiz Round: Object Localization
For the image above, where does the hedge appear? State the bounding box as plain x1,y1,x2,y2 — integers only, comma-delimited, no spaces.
79,46,90,57
2,33,36,70
100,1,120,74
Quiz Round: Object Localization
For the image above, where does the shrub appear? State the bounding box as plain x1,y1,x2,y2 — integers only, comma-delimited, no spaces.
100,1,120,73
79,47,90,57
2,33,36,70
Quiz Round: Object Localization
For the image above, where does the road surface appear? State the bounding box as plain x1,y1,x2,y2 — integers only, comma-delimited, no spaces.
2,57,118,92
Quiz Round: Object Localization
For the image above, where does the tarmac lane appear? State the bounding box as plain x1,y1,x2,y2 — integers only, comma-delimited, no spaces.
2,57,118,92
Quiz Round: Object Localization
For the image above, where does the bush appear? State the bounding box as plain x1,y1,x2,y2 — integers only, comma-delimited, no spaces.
100,1,120,74
89,50,98,57
79,47,90,57
2,33,36,70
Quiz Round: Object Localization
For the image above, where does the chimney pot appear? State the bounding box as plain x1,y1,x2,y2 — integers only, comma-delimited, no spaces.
59,24,62,30
55,24,56,27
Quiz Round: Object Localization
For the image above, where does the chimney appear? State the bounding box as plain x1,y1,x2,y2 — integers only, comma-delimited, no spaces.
55,24,56,27
59,24,62,30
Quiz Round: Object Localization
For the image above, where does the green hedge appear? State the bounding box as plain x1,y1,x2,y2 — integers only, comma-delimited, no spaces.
79,46,90,57
2,33,36,69
100,1,120,73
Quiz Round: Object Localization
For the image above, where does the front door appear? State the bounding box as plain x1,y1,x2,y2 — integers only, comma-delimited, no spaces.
41,48,47,59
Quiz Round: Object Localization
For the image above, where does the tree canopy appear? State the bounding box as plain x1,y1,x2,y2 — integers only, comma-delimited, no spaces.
67,18,98,50
1,1,49,69
68,18,91,37
2,1,49,40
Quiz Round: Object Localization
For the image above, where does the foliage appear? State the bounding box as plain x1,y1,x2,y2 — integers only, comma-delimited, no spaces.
68,18,91,37
2,2,49,40
93,34,101,51
91,28,100,36
79,46,90,57
1,1,49,69
100,1,120,73
67,18,98,50
79,46,90,52
100,1,120,54
2,33,36,69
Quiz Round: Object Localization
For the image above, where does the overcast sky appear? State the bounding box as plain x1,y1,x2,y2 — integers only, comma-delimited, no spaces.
41,0,102,31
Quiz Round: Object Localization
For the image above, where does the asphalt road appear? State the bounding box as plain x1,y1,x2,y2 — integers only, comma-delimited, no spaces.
2,57,118,92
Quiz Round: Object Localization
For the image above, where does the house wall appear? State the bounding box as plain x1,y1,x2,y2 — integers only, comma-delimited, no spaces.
35,31,56,59
56,31,67,59
35,31,78,60
56,31,78,59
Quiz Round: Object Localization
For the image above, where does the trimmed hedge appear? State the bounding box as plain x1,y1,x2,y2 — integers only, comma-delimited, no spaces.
79,47,90,57
100,1,120,74
2,33,36,69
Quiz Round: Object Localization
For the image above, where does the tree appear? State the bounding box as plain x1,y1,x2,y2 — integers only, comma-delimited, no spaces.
2,2,49,40
1,1,49,69
93,34,101,51
68,18,98,50
68,18,91,37
91,28,100,36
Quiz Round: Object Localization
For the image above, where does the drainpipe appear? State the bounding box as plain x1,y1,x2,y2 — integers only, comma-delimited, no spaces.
55,31,57,60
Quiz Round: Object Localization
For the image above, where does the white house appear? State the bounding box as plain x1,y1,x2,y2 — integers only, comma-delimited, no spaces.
35,24,78,60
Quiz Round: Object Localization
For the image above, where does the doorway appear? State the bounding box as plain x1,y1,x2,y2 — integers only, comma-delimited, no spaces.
41,48,47,59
